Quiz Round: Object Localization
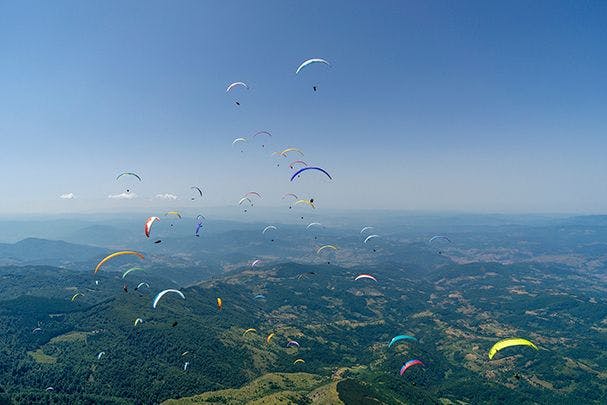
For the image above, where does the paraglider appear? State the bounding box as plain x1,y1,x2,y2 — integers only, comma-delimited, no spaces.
94,251,144,274
286,340,300,348
32,327,42,333
253,131,272,147
134,318,143,326
226,82,249,106
291,166,332,182
183,362,190,371
195,222,203,237
294,199,315,209
488,338,538,360
360,226,374,234
152,289,185,309
217,297,222,311
45,387,54,391
71,293,83,302
388,335,417,348
254,294,266,299
294,359,305,364
243,328,257,337
266,333,275,344
306,222,322,230
165,211,182,219
122,267,144,279
400,359,424,376
295,58,331,74
116,172,141,193
251,259,261,267
97,352,105,360
232,137,247,145
289,160,308,169
245,191,262,199
144,216,160,238
355,274,378,282
190,186,203,200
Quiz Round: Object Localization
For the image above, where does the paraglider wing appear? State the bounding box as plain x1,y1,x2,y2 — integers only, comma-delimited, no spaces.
290,167,332,182
295,58,331,74
266,333,275,344
294,359,305,364
238,197,253,206
488,338,538,360
134,318,143,326
251,259,261,267
136,282,150,290
317,245,337,254
254,294,266,299
226,82,249,92
232,137,247,145
429,235,452,244
286,340,300,348
165,211,182,219
355,274,378,282
195,222,204,236
388,335,418,348
282,193,299,200
262,225,277,234
245,191,262,199
217,297,222,311
122,267,144,279
71,293,83,302
306,222,322,230
116,172,142,181
191,186,203,197
144,216,160,238
243,328,257,336
94,251,144,274
254,130,272,137
97,351,105,360
360,226,374,234
152,289,185,309
280,148,304,157
400,359,424,376
363,235,380,244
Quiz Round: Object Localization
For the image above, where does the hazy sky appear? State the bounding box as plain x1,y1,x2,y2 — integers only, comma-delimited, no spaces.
0,1,605,214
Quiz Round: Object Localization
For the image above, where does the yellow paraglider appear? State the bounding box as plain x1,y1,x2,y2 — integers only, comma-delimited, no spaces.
293,359,305,364
243,328,257,337
217,297,223,311
294,200,316,209
94,251,144,274
488,338,538,360
266,333,276,344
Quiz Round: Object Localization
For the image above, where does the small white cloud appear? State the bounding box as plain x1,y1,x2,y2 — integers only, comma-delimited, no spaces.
155,193,178,200
108,192,137,200
59,193,75,200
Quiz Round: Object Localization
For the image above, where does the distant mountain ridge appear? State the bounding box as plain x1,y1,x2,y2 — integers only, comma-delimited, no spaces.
0,238,108,266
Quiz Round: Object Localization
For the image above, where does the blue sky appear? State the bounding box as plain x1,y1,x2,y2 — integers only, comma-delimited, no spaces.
0,1,605,214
